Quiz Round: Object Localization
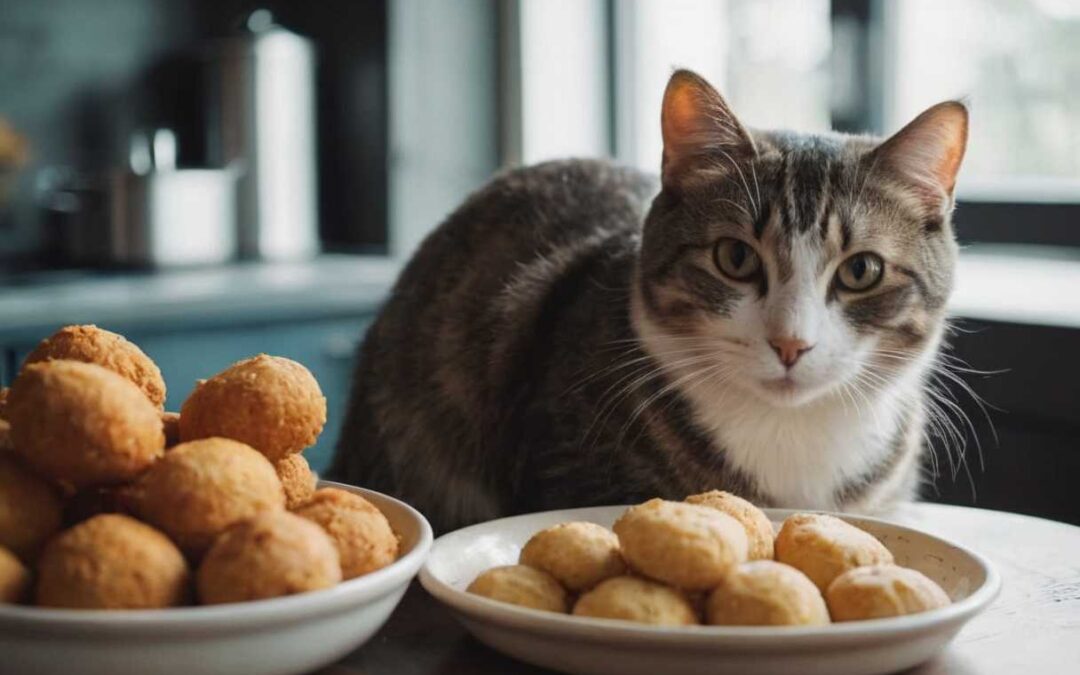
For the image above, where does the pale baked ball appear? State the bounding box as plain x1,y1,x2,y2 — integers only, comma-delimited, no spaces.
519,522,626,592
136,438,285,556
180,354,327,462
774,514,894,592
0,546,30,603
7,360,165,488
36,514,189,609
613,499,748,590
826,564,950,622
0,453,63,561
706,560,829,626
276,454,316,509
685,490,774,560
294,488,398,579
467,565,569,613
197,510,342,605
23,325,166,409
573,576,698,626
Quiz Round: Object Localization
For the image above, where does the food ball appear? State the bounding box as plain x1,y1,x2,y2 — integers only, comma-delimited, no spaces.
706,560,829,626
519,522,626,592
197,510,342,605
136,438,285,556
0,546,30,603
161,411,181,449
775,514,894,592
826,564,950,621
36,514,189,609
0,454,63,560
573,576,698,626
23,325,166,409
294,488,398,579
180,354,326,462
613,499,748,590
276,454,316,509
7,360,165,488
685,490,775,560
466,565,568,613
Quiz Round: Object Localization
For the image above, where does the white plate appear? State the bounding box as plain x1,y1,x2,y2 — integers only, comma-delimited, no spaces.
420,506,1001,675
0,481,433,675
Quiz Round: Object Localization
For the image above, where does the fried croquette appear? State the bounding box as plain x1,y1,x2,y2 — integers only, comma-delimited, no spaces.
197,510,342,605
0,453,63,561
136,438,285,556
294,488,398,579
706,560,830,626
180,355,326,462
685,490,775,560
0,545,30,603
826,564,950,621
467,565,568,613
519,521,626,592
276,454,316,509
36,514,189,609
573,576,698,626
24,325,166,409
774,514,894,592
613,499,748,591
7,361,164,488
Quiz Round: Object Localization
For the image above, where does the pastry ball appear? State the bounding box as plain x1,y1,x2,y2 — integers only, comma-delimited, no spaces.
0,546,30,603
685,490,774,560
161,411,181,449
467,565,568,613
294,488,398,579
706,560,829,626
0,454,63,561
197,510,342,605
23,325,166,409
276,454,316,509
136,438,285,556
180,354,326,462
7,360,165,488
519,522,626,592
573,576,698,626
826,564,950,622
36,514,189,609
775,514,894,592
613,499,748,590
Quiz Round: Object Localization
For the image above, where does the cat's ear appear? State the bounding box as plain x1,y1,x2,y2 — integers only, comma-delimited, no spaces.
661,69,756,186
871,101,968,206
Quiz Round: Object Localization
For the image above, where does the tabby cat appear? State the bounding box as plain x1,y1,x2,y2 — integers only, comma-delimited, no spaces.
331,70,968,533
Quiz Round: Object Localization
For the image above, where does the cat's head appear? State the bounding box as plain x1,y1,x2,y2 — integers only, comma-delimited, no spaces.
635,70,967,408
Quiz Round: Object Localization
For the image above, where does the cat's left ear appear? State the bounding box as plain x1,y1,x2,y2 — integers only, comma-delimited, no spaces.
871,101,969,207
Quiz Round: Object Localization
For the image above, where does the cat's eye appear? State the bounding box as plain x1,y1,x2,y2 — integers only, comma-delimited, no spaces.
713,238,761,281
836,252,884,292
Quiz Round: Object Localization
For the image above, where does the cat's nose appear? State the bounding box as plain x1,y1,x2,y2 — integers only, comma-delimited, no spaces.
769,337,814,368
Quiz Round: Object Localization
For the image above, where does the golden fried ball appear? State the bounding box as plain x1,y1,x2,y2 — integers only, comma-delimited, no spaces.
775,514,894,592
613,499,748,591
161,411,181,449
706,560,829,626
180,355,326,462
466,565,568,613
7,361,165,488
0,546,30,603
136,438,285,556
573,576,698,626
293,488,398,579
24,325,166,409
0,454,63,561
685,490,774,560
276,454,316,509
826,564,950,622
519,522,626,592
36,514,189,609
197,510,342,605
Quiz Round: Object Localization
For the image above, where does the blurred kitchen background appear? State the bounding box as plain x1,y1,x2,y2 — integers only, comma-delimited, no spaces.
1,0,1078,522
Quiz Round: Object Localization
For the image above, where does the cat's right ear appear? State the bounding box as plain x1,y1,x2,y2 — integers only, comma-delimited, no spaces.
661,69,756,187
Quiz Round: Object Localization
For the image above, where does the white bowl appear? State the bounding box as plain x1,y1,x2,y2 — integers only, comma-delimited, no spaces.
0,482,433,675
420,506,1000,675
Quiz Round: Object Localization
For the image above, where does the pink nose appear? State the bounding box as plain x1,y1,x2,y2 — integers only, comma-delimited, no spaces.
769,337,813,368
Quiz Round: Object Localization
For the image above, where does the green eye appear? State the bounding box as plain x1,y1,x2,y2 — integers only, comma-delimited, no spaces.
837,252,884,291
714,238,762,281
